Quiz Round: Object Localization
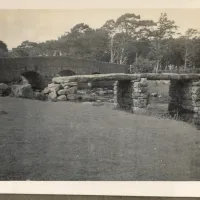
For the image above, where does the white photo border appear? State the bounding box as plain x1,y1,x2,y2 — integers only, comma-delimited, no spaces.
0,182,200,197
0,0,200,197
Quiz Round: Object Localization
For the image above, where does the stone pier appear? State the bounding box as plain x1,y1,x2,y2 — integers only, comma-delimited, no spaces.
168,80,200,114
113,78,149,113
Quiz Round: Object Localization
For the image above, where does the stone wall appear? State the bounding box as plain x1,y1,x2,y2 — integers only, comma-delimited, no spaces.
42,81,114,103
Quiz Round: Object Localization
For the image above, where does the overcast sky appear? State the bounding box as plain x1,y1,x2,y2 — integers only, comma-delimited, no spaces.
0,9,200,50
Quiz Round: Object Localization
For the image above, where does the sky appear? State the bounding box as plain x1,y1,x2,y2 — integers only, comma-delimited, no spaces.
0,9,200,50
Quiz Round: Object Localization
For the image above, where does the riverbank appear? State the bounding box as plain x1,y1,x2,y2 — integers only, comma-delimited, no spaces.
0,97,200,180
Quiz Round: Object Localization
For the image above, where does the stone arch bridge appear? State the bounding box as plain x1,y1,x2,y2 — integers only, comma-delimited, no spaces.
0,57,129,89
52,73,200,115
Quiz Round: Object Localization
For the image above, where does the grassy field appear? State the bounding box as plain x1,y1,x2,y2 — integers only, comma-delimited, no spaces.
0,97,200,180
148,80,170,104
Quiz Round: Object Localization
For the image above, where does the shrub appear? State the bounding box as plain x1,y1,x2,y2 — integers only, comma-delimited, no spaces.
130,56,155,73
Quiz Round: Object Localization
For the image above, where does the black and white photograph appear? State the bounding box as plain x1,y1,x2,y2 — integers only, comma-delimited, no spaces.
1,6,200,182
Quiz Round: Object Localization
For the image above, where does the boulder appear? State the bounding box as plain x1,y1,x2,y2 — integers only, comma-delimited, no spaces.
108,99,114,103
34,91,47,101
98,90,107,96
192,86,200,95
151,92,158,97
133,99,148,108
68,82,78,87
77,82,90,89
87,82,92,89
57,95,67,101
0,83,10,96
65,86,77,94
11,84,34,99
77,94,96,102
67,94,77,101
20,76,29,85
48,83,62,92
63,85,70,89
0,83,8,92
62,82,78,88
43,87,51,94
57,89,67,96
93,100,104,106
77,90,87,95
48,89,57,102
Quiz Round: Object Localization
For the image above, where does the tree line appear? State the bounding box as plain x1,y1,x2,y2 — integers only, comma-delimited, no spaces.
1,12,200,72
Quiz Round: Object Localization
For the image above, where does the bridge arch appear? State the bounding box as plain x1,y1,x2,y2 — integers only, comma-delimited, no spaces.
57,70,76,77
21,71,44,90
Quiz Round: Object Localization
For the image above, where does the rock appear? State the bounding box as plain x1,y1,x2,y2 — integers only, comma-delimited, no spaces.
133,99,148,108
3,87,11,96
48,89,57,102
20,76,29,85
87,82,92,88
0,83,8,91
91,93,97,97
63,85,70,89
48,83,62,92
0,110,8,115
53,73,200,84
65,86,77,94
132,92,149,98
133,82,148,88
192,86,200,95
98,90,107,96
133,87,148,93
93,100,104,106
34,92,47,101
77,82,90,89
11,84,34,99
67,94,77,101
151,93,158,97
52,74,139,83
132,107,148,115
62,82,78,88
78,94,96,102
192,94,200,101
43,87,51,94
108,99,114,103
107,90,114,94
77,90,87,95
57,89,67,96
57,95,67,101
82,102,93,105
0,83,9,96
68,82,78,87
